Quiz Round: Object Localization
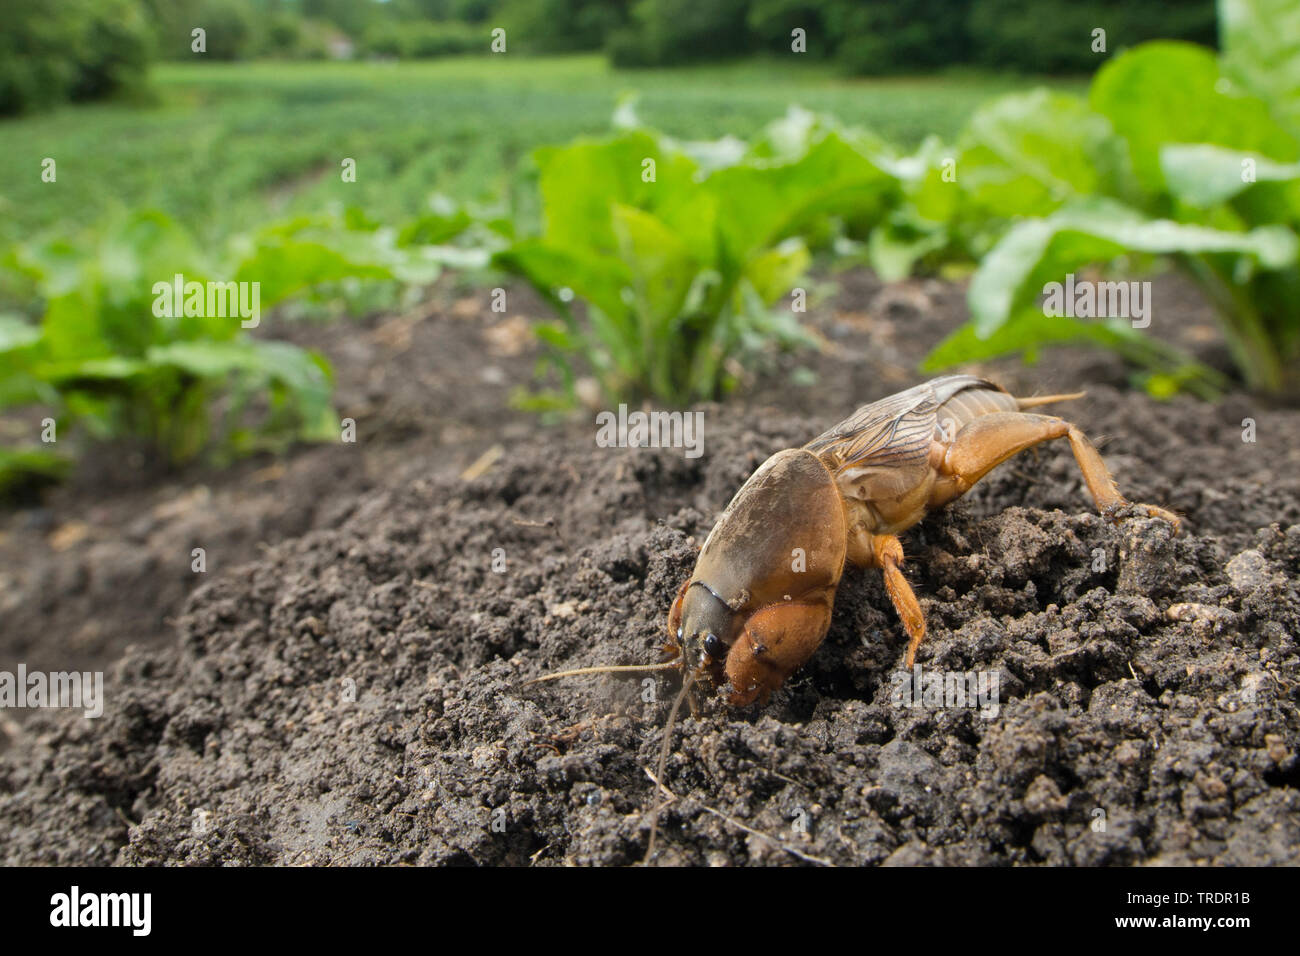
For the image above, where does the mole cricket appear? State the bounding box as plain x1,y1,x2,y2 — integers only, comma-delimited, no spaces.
525,375,1179,860
531,374,1179,706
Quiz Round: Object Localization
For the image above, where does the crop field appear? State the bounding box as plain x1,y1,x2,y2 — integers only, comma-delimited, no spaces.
0,57,1082,243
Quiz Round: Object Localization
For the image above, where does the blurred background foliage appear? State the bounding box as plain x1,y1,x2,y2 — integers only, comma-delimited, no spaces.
2,0,1219,115
1,0,1296,498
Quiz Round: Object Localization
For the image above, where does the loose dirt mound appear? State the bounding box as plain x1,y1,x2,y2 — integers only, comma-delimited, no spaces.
3,380,1297,865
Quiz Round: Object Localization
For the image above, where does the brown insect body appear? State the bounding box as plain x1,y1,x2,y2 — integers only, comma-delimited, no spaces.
668,374,1179,706
669,448,848,706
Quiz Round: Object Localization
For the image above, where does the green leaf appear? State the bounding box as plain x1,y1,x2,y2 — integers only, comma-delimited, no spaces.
707,133,897,267
233,238,395,310
925,306,1225,399
611,203,695,338
958,90,1130,217
40,289,113,362
38,356,148,382
744,238,811,303
1160,143,1300,207
532,132,698,257
532,322,579,351
1091,42,1300,196
1220,0,1300,133
969,198,1298,337
397,210,474,247
146,341,269,379
0,314,40,353
0,448,71,499
867,221,949,281
927,309,1153,368
147,340,330,396
496,238,633,336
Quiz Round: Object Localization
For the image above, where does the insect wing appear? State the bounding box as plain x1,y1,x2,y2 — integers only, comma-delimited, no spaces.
804,376,991,500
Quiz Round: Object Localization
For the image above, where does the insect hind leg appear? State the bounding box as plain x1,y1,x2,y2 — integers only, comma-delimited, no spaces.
930,412,1179,529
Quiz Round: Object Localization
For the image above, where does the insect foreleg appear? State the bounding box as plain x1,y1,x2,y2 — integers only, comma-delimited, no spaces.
722,592,835,707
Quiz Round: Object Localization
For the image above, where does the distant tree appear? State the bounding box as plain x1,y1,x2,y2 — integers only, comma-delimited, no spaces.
195,0,257,59
608,0,753,66
395,0,457,18
300,0,384,38
140,0,258,59
598,0,1217,73
826,0,975,74
451,0,497,22
502,0,633,52
969,0,1217,73
746,0,832,55
0,0,153,115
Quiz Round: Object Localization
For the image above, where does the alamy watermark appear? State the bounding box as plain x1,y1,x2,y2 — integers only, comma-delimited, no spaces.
595,405,704,459
50,886,150,936
152,272,261,328
890,663,1000,718
0,664,103,718
1042,273,1150,328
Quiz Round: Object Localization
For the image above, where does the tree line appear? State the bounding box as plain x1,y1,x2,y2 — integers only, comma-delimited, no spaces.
2,0,1217,115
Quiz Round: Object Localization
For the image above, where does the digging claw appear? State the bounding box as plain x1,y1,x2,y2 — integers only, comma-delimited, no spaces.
1104,501,1181,534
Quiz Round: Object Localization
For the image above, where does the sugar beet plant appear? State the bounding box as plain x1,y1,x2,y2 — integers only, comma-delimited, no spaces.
0,208,438,495
911,0,1300,398
496,109,901,407
503,1,1299,406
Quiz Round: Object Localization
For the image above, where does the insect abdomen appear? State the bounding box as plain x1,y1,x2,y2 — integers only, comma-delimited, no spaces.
934,381,1019,438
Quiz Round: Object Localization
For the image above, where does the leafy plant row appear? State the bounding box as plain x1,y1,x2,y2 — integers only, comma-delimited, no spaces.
0,207,469,497
500,0,1300,406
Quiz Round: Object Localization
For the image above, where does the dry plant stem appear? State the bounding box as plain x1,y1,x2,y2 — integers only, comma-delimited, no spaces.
643,768,834,867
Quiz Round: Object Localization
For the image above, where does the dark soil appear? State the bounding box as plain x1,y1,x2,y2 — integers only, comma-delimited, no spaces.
2,268,1298,866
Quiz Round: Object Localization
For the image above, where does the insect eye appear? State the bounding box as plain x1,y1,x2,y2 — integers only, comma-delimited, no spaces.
703,633,725,661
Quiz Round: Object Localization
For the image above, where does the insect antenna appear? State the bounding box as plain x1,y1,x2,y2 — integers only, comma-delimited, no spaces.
1015,390,1086,409
517,652,694,863
643,668,695,864
519,662,679,686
